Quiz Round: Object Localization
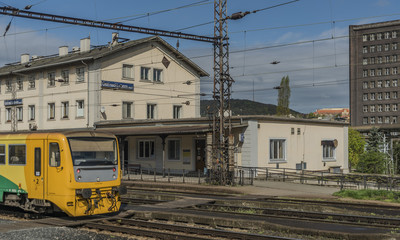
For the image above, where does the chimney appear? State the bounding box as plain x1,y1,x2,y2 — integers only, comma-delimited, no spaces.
111,32,119,46
80,37,90,53
21,54,30,64
59,46,68,57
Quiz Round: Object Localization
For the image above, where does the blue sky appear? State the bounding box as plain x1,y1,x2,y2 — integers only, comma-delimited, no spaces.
0,0,400,113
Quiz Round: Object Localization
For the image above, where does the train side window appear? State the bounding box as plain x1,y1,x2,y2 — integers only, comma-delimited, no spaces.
34,148,41,176
49,143,60,167
9,145,26,165
0,145,5,165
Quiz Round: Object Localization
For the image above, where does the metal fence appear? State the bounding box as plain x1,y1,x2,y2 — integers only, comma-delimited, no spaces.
123,166,400,191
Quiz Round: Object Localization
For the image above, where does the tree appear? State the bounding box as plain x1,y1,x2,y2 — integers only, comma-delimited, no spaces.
276,75,291,116
348,128,365,171
357,127,387,174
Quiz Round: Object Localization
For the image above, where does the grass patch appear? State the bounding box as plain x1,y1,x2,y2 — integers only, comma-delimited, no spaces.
333,189,400,203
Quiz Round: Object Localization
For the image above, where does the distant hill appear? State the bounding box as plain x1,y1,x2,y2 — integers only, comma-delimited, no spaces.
200,99,304,117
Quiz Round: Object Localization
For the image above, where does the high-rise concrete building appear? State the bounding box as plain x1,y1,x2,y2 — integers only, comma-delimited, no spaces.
350,20,400,131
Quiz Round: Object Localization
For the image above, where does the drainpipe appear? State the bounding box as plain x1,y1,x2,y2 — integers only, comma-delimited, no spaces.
81,60,89,128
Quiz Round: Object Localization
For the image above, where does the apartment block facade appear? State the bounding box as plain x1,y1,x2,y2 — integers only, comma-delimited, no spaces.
350,20,400,129
0,35,208,131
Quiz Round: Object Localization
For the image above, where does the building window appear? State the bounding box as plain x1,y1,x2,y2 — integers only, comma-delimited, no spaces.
393,43,398,50
393,79,398,87
393,91,398,99
370,105,375,112
28,75,35,89
393,116,398,124
61,101,69,119
385,92,390,100
393,67,398,75
363,117,368,125
393,104,398,112
370,116,376,124
168,139,181,160
140,67,150,80
363,82,368,89
322,140,336,161
377,69,382,76
138,139,155,159
363,93,368,101
147,104,156,119
173,105,182,119
378,104,383,112
6,80,12,92
16,106,23,121
76,67,85,82
363,70,368,77
370,93,375,100
385,80,391,87
377,33,382,40
8,145,26,165
48,103,55,119
153,69,163,82
377,92,382,100
122,64,134,79
393,31,397,38
385,32,390,39
28,105,35,121
122,102,133,119
5,108,11,122
363,105,368,112
377,45,382,52
378,56,383,63
370,45,375,53
377,80,382,88
385,43,390,51
269,139,286,161
370,69,375,76
370,33,375,41
370,57,375,64
385,56,390,63
16,77,23,91
393,55,398,63
363,34,368,42
385,104,391,111
370,81,375,88
362,58,368,65
48,72,55,86
363,46,368,54
384,68,390,75
385,116,390,124
61,70,70,84
378,116,383,124
76,100,84,117
0,145,4,165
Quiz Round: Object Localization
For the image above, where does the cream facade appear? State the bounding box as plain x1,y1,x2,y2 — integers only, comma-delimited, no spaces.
0,35,207,132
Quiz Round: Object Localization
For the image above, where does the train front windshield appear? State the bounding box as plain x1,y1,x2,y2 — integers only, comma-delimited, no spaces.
68,137,118,166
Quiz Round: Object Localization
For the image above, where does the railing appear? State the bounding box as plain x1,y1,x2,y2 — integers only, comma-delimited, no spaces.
123,166,400,191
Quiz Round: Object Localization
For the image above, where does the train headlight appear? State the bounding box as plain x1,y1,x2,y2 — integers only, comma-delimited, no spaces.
77,176,81,181
113,174,116,179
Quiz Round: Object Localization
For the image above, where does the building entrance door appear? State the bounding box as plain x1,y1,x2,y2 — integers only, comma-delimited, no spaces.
195,139,205,171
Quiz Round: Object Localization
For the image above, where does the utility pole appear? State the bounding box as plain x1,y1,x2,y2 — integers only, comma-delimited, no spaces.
212,0,233,184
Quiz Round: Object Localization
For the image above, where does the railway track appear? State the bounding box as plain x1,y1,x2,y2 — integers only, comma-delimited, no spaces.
80,217,299,240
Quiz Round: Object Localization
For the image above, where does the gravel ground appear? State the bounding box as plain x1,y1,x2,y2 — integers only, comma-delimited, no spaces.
0,227,130,240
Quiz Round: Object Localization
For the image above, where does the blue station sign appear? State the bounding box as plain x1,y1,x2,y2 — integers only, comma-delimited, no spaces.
4,99,23,106
101,80,134,91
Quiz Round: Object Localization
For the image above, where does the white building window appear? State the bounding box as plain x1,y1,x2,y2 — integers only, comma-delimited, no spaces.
370,69,375,76
122,102,133,119
370,57,375,64
362,58,368,65
322,140,336,161
385,104,391,111
370,33,375,41
16,107,23,121
378,116,383,124
168,139,181,160
370,105,375,112
370,93,375,100
28,75,35,89
363,82,368,89
61,101,69,119
16,77,23,91
370,45,375,53
363,117,368,125
385,32,390,39
370,116,375,124
385,92,390,100
140,67,150,80
385,116,390,124
393,31,397,38
378,56,383,63
393,43,398,50
173,105,182,119
363,105,368,112
378,104,383,112
363,93,368,101
377,92,382,100
385,80,391,87
5,80,12,92
393,91,398,99
393,79,398,87
138,139,155,159
393,67,398,75
393,116,398,124
48,103,55,120
122,64,134,79
269,139,286,162
385,43,390,51
377,45,382,52
28,105,35,121
392,104,398,111
153,69,163,82
147,104,156,119
61,70,70,84
370,81,375,88
393,55,398,63
363,70,368,77
377,33,382,40
384,68,390,75
363,46,368,53
377,69,382,76
377,80,382,88
76,67,85,82
5,108,11,122
48,72,55,86
76,100,84,117
363,34,368,42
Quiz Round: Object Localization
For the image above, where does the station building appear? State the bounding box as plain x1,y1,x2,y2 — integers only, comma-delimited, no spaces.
0,35,349,173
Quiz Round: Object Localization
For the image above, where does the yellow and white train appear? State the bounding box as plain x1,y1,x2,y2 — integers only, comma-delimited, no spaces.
0,131,123,217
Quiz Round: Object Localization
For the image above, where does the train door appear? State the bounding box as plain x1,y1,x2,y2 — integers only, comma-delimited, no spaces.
28,140,45,200
46,141,63,196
